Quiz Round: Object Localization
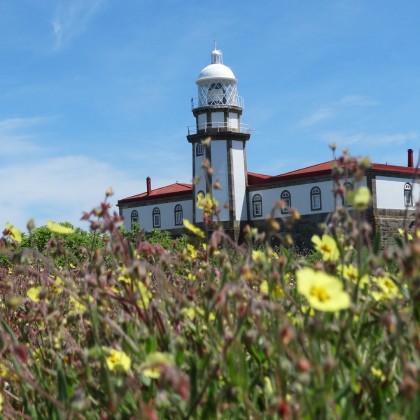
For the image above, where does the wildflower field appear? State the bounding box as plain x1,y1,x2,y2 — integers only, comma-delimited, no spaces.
0,154,419,419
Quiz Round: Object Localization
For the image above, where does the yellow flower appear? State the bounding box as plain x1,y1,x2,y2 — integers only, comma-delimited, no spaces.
103,348,131,372
187,244,198,259
5,222,22,243
141,352,174,379
398,228,413,240
338,264,369,289
252,250,266,263
312,234,339,261
183,219,205,238
69,295,87,313
0,391,3,413
297,268,351,312
371,367,385,382
371,276,402,300
27,286,43,302
51,276,64,294
137,281,152,309
46,221,75,234
260,280,284,300
347,187,371,210
196,193,219,216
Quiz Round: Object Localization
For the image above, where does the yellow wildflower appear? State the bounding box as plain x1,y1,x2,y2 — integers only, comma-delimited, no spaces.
103,348,131,373
5,222,22,243
260,280,284,300
196,192,219,216
371,275,402,300
371,367,385,382
141,352,174,379
338,264,369,289
0,391,3,413
187,244,198,259
347,186,371,210
46,221,75,234
252,250,266,263
297,268,351,312
398,228,413,240
137,281,152,309
51,276,64,294
27,286,43,302
183,219,205,238
312,234,339,261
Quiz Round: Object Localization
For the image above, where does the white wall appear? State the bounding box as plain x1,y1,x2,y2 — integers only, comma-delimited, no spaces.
249,180,337,220
228,112,239,130
231,141,247,220
211,140,230,220
194,144,206,222
376,176,419,209
122,200,192,231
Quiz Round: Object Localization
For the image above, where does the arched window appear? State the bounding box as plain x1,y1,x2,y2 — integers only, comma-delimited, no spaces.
152,207,161,228
343,182,353,206
404,183,413,206
131,210,139,229
311,186,322,211
252,194,262,217
174,204,183,226
280,190,291,214
196,143,204,156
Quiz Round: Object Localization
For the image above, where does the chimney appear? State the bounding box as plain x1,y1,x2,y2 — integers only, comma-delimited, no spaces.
146,176,151,195
408,149,414,168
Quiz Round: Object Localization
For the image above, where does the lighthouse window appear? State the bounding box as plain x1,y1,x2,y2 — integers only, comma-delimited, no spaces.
252,194,262,217
131,210,139,229
404,183,413,206
280,190,291,214
310,187,322,211
152,207,161,228
174,204,183,226
207,82,226,105
196,143,204,156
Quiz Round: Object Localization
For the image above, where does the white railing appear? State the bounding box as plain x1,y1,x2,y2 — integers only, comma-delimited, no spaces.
187,122,250,135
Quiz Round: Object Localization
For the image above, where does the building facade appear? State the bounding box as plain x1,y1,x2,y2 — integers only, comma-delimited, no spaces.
118,49,419,246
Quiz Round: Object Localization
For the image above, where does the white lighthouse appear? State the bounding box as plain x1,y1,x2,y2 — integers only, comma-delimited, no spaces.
187,48,251,239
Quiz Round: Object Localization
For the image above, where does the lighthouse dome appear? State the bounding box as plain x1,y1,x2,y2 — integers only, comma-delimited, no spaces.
197,49,236,82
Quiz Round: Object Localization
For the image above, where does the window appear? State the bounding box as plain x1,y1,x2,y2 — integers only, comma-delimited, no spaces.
196,143,204,156
311,186,322,211
152,207,161,228
252,194,262,217
131,210,139,229
207,82,226,105
343,182,353,206
174,204,183,226
404,183,413,206
280,190,291,214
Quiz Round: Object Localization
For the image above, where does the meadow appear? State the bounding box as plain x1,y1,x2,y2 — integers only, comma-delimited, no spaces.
0,152,419,419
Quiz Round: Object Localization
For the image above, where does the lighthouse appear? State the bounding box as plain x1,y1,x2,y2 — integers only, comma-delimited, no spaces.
187,48,251,239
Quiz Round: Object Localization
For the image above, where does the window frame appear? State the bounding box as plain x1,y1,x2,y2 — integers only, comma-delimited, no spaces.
310,186,322,211
404,182,413,207
280,190,291,214
196,143,204,156
252,194,263,217
174,204,183,226
152,207,161,229
130,210,139,229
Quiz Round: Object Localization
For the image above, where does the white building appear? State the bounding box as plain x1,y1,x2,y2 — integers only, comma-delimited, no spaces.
118,48,419,246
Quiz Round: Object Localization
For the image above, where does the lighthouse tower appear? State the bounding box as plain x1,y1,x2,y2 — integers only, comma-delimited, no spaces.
187,48,250,239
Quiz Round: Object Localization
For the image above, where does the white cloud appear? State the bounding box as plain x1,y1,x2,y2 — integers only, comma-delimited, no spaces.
320,131,418,147
299,107,333,127
51,0,105,49
0,154,179,231
338,94,378,107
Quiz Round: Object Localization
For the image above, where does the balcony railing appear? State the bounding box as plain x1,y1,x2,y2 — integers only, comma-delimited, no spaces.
187,122,251,136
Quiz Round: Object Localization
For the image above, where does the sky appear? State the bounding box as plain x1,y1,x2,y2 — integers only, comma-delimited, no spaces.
1,0,419,230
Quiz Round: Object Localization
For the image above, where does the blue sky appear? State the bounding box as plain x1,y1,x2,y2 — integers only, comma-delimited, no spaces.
1,0,419,230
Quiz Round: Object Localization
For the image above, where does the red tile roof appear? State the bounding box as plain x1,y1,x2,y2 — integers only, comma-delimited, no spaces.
118,182,192,204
